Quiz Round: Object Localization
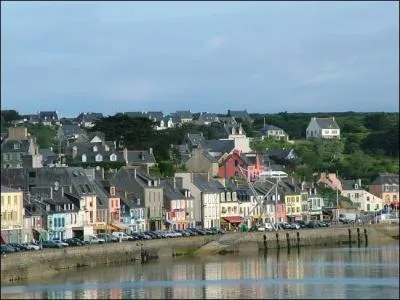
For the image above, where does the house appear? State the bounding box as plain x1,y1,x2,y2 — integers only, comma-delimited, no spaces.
218,150,249,180
22,196,46,243
39,111,59,126
318,172,343,191
185,148,219,178
267,148,299,166
123,111,146,119
156,117,174,131
1,186,24,243
260,124,289,141
75,112,104,128
161,179,195,230
39,148,57,166
201,139,236,161
227,109,253,123
306,117,340,139
280,179,303,222
121,148,157,170
194,112,219,126
112,167,164,231
26,114,40,125
145,111,164,123
342,179,383,213
94,180,121,226
222,123,251,152
369,173,399,208
181,133,206,152
118,189,146,233
306,187,325,221
57,124,82,142
172,110,193,125
1,126,42,169
253,182,287,224
28,167,101,239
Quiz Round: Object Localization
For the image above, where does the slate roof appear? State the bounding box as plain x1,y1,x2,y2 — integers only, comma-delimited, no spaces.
1,139,31,152
39,148,57,166
74,144,125,163
123,150,156,164
59,124,81,137
76,112,104,123
172,111,193,122
160,180,186,200
125,111,146,118
227,109,253,122
146,111,164,122
0,168,26,189
183,133,206,148
314,117,340,129
196,112,219,124
39,111,59,121
341,179,362,190
192,173,224,193
1,186,21,193
263,124,282,131
202,139,235,154
370,173,399,185
27,114,40,123
92,181,109,208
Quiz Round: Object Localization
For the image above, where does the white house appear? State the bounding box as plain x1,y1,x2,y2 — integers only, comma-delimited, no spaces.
341,179,383,212
306,117,340,139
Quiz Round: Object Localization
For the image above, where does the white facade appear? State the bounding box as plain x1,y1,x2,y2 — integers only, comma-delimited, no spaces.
342,189,383,212
202,193,220,229
306,117,341,139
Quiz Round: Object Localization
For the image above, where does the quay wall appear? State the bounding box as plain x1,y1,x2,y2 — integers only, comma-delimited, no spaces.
1,224,398,284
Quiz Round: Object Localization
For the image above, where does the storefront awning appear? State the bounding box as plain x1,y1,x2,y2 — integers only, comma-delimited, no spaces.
223,216,244,223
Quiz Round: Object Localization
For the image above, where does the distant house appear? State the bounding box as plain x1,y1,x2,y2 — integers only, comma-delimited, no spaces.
306,117,340,139
1,126,42,169
260,124,289,141
227,109,253,123
145,111,164,122
124,111,146,119
121,148,157,171
57,124,82,142
75,112,104,128
342,179,383,212
172,111,193,125
39,148,57,166
156,117,174,131
185,148,219,178
369,173,399,207
39,111,59,126
194,112,219,126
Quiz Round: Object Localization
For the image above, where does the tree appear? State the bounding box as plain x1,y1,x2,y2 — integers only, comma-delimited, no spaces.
1,110,21,123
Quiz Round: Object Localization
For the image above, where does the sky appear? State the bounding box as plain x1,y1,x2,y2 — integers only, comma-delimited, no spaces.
1,1,399,116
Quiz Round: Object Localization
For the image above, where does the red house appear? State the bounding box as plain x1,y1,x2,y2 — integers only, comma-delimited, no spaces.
218,150,264,181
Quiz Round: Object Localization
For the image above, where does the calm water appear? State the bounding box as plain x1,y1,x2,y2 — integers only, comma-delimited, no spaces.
1,245,399,299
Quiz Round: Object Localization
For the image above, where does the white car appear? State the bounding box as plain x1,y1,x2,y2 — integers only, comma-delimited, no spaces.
257,223,274,232
22,242,41,250
52,239,69,247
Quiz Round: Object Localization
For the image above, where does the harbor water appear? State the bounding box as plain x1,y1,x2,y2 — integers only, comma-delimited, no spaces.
1,244,399,299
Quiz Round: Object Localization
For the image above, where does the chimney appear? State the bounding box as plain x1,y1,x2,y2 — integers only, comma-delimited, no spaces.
61,186,64,196
123,148,128,164
114,141,117,149
207,172,210,182
153,180,157,187
148,180,151,187
134,168,137,178
173,177,176,189
357,178,362,187
149,148,153,155
50,186,53,199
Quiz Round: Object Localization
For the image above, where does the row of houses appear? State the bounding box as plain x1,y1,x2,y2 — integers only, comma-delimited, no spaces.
1,165,398,243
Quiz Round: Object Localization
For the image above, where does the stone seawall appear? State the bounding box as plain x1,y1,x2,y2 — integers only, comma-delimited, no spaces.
1,224,398,284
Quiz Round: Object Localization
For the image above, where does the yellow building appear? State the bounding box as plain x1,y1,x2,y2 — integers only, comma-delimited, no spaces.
284,193,302,222
1,186,24,243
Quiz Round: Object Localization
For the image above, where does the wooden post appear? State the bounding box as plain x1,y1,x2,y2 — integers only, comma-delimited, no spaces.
276,232,280,250
348,228,352,247
286,232,290,252
357,228,361,248
364,228,368,247
263,234,268,251
296,232,300,248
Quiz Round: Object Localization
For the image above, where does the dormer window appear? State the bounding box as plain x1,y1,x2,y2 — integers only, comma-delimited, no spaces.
137,199,140,206
82,154,87,162
354,184,358,189
110,187,115,196
95,154,103,162
110,153,117,162
93,145,98,152
14,143,20,150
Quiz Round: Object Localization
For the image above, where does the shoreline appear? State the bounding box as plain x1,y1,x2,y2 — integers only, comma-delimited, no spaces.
1,224,398,285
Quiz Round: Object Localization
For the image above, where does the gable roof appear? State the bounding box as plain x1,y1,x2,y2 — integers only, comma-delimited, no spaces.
370,173,399,185
39,111,59,121
183,133,206,148
76,112,104,123
313,117,340,129
1,139,31,153
60,124,81,136
123,150,156,164
202,139,235,154
227,109,252,122
192,174,224,193
145,111,164,122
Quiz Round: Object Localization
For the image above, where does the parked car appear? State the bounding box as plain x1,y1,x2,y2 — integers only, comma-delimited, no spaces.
22,242,41,251
289,223,301,230
144,231,159,239
317,221,330,227
112,232,134,241
52,239,69,247
1,244,16,254
257,223,274,232
84,235,106,244
9,243,29,251
306,221,320,228
97,233,119,243
296,220,308,228
64,238,84,246
42,241,64,248
210,227,225,234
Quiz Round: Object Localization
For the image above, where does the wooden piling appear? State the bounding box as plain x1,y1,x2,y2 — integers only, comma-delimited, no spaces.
276,232,280,250
263,234,268,251
286,232,291,250
296,232,300,248
364,228,368,247
348,228,352,247
357,228,361,248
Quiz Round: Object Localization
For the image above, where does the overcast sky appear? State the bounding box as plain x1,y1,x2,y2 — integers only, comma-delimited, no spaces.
1,1,399,116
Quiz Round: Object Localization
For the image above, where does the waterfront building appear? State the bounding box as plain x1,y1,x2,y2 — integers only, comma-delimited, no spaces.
1,186,24,243
369,173,399,209
342,179,384,212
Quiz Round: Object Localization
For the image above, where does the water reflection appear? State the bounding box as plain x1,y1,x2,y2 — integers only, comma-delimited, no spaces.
2,245,399,299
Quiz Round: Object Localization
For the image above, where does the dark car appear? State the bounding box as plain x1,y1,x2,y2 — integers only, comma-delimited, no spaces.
317,221,330,227
306,221,320,228
9,243,29,251
144,231,158,239
64,238,84,246
296,221,308,228
1,244,16,254
42,241,63,248
97,233,119,243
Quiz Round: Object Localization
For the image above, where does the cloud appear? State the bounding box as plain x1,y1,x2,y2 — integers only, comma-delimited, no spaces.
205,35,226,50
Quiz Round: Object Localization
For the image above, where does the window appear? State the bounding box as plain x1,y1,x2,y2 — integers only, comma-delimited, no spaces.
82,154,87,162
61,218,65,227
366,197,370,201
95,154,103,162
297,207,300,213
7,196,10,205
14,143,20,150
